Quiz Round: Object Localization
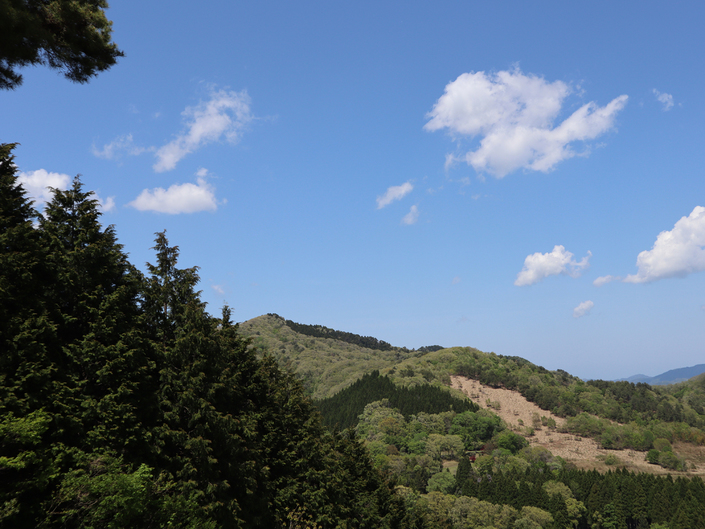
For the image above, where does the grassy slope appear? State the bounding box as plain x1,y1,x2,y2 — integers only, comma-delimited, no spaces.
238,314,417,399
239,314,705,448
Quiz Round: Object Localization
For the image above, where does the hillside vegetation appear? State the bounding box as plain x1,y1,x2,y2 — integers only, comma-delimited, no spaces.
239,317,705,455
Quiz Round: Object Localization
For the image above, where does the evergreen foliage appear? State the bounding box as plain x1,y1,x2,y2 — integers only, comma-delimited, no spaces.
315,371,478,430
279,315,396,351
0,146,419,528
0,0,123,89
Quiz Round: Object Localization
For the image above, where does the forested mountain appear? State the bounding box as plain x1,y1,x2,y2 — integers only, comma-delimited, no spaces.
0,145,418,528
240,316,705,462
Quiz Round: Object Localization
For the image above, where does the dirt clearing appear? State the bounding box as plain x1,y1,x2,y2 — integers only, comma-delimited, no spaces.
451,376,705,476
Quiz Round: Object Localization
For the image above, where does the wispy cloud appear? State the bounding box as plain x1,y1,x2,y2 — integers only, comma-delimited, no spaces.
402,205,419,225
573,300,594,318
154,88,253,172
377,181,413,209
593,275,621,287
653,89,674,111
425,67,628,178
17,169,71,206
129,173,220,214
92,134,150,160
624,206,705,283
515,245,591,286
452,276,461,285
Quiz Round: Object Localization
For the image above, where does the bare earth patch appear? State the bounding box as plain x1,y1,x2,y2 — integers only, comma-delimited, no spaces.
451,376,705,476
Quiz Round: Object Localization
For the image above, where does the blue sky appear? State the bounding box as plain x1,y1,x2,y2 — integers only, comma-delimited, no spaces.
3,1,705,380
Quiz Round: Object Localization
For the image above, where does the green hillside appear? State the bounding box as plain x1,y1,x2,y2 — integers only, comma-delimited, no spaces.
240,315,705,452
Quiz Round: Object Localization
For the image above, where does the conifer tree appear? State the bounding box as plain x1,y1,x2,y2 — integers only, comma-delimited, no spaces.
0,144,57,524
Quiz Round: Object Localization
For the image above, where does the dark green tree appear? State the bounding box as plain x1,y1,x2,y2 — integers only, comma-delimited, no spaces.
0,0,123,89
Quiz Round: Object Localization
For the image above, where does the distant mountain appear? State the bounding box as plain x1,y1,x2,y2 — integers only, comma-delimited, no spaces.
616,364,705,385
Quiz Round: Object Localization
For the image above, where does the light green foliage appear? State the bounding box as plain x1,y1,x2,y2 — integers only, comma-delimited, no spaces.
450,409,504,450
514,506,553,528
356,400,407,441
603,453,620,465
448,495,518,529
495,430,529,454
425,434,464,460
653,437,672,452
503,455,530,474
542,480,573,501
658,450,686,471
426,470,455,494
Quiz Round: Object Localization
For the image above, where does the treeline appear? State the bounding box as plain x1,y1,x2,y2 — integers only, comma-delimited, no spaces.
446,348,705,447
276,315,395,351
0,145,420,528
447,459,705,528
315,371,479,430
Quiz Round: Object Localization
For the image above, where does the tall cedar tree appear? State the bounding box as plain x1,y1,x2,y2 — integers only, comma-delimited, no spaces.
0,144,57,524
0,166,416,527
0,0,123,89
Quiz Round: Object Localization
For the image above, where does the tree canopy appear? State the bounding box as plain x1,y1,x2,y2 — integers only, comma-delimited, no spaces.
0,0,123,89
0,144,416,527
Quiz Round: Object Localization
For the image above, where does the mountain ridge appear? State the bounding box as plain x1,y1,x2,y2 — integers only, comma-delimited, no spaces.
616,364,705,385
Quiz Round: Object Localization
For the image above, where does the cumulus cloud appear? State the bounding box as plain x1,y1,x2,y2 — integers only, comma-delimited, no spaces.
154,88,253,172
377,181,413,209
593,275,621,287
573,300,594,318
424,68,628,178
653,89,674,111
129,176,220,214
96,195,116,213
624,206,705,283
515,245,591,286
402,205,419,225
92,134,150,160
17,169,71,205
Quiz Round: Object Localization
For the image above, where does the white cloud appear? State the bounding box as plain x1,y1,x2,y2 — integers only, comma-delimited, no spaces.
515,245,591,286
377,181,413,209
129,176,220,214
593,275,621,287
402,205,419,225
96,195,116,213
624,206,705,283
154,88,253,172
92,134,150,160
212,285,225,295
573,300,594,318
653,89,674,111
425,68,628,178
17,169,71,205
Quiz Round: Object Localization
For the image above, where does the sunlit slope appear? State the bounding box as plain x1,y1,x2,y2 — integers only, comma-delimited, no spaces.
240,314,705,446
239,313,418,399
